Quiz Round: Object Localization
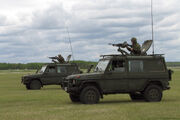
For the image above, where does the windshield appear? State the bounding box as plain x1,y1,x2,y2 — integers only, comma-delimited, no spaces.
38,65,47,74
94,60,110,72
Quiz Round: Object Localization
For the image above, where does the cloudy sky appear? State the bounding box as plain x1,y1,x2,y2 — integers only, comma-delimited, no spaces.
0,0,179,63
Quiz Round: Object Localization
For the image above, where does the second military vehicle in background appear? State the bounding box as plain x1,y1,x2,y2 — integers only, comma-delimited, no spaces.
21,54,82,90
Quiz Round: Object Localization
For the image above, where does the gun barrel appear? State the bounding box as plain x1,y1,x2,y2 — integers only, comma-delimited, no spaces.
108,43,114,45
109,41,132,48
109,43,123,46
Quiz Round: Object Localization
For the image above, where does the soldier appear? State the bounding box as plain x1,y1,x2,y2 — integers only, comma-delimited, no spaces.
126,37,141,55
57,54,65,63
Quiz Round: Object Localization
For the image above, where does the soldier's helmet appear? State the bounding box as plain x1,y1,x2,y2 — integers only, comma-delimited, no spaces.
131,37,137,43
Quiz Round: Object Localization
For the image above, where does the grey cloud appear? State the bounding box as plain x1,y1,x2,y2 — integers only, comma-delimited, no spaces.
0,15,7,26
0,0,180,62
31,4,68,30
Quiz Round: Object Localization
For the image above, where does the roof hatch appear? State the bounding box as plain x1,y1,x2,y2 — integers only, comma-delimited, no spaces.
141,40,153,54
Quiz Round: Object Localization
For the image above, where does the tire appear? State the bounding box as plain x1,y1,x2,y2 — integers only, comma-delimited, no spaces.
69,94,80,102
144,84,162,102
129,92,145,101
80,86,100,104
30,80,41,90
26,84,30,90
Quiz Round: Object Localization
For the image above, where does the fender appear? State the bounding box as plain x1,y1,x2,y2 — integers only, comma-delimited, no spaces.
142,79,163,91
31,79,43,87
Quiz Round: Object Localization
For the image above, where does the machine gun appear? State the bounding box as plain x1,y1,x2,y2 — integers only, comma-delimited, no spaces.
109,41,131,55
49,54,66,64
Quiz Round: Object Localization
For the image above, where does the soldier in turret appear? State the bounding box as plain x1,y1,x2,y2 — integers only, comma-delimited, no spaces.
126,37,141,55
49,54,65,63
57,54,65,63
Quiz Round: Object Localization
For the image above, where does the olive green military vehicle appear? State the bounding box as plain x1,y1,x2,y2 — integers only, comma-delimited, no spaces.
21,63,81,90
62,40,173,104
21,55,82,90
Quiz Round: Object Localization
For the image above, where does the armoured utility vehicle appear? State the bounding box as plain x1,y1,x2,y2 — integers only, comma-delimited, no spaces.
63,40,173,104
21,55,82,90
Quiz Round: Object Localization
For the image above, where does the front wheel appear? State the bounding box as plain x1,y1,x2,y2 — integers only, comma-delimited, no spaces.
144,84,162,102
30,80,41,90
80,86,100,104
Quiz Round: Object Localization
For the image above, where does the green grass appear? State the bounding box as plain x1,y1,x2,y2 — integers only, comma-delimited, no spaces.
0,69,180,120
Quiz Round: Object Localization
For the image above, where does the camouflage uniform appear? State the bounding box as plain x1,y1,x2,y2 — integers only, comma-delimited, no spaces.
131,42,141,55
57,54,65,63
127,37,141,55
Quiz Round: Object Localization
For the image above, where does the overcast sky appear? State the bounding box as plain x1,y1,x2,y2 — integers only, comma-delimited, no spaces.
0,0,179,63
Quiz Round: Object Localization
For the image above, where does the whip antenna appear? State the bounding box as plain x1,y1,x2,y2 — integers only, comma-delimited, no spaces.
151,0,155,54
66,27,74,61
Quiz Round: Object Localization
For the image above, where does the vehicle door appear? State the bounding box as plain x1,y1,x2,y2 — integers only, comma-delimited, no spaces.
102,59,128,92
56,65,68,84
127,60,146,91
42,66,59,85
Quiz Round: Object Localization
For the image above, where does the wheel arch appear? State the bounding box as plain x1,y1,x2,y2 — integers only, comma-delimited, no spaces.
143,80,163,91
31,78,43,87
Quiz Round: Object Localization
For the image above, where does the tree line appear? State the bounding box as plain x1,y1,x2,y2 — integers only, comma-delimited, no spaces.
0,61,179,70
166,62,180,67
0,61,97,70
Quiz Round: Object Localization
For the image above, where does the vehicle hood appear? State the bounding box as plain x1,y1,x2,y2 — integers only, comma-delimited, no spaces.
66,72,103,80
23,73,42,79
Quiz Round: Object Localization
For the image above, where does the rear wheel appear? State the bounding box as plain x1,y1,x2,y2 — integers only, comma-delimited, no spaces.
69,94,80,102
80,86,100,104
129,92,145,101
30,80,41,90
144,84,162,102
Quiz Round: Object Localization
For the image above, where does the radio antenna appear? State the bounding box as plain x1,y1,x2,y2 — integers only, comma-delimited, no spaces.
151,0,155,54
66,27,75,61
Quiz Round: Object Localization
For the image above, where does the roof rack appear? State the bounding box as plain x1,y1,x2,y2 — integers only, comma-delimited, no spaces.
100,54,125,58
148,54,164,56
100,54,164,59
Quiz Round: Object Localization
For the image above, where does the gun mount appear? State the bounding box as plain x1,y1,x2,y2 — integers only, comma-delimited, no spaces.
109,42,131,55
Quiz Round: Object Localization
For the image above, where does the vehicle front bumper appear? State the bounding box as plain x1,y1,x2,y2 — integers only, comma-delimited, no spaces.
64,86,79,93
62,80,80,94
21,77,30,84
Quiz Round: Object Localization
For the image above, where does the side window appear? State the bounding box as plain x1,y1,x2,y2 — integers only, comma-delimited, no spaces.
144,59,165,72
109,60,125,72
57,66,67,73
129,60,143,72
47,66,56,73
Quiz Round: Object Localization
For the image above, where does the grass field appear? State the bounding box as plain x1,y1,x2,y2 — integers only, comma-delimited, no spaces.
0,69,180,120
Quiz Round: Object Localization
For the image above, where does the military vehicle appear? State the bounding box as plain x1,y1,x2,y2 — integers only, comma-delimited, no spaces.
62,40,173,104
21,55,82,90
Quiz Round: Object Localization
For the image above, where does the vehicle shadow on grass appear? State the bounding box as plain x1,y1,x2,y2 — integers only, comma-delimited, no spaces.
65,98,179,105
99,99,180,104
41,88,62,90
65,100,147,105
99,100,146,104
